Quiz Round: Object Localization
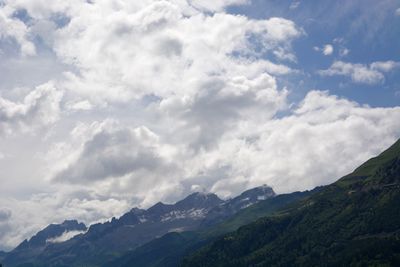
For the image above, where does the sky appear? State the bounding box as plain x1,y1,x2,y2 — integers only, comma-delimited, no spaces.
0,0,399,251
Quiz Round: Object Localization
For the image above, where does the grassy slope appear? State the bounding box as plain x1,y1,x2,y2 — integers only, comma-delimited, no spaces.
182,139,400,267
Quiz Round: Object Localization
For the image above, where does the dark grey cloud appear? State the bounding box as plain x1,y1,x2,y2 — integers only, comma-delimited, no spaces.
54,124,175,184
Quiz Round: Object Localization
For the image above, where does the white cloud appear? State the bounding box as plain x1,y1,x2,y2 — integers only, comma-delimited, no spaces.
322,44,334,55
46,230,86,243
51,90,400,202
396,8,400,16
206,91,400,195
370,60,400,72
189,0,250,12
273,47,297,62
52,2,301,104
53,121,178,185
318,60,399,84
66,100,93,111
0,6,36,56
0,82,62,135
314,44,334,56
157,73,287,150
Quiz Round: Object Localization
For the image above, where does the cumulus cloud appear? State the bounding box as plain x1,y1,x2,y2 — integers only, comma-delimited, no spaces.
323,44,333,55
0,82,62,135
66,100,93,111
0,6,36,56
204,91,400,196
52,91,400,201
158,73,287,150
273,47,297,62
314,44,334,56
53,121,178,184
318,60,399,84
189,0,250,12
52,2,301,104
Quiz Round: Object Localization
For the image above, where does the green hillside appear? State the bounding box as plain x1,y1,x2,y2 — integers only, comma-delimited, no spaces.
182,139,400,267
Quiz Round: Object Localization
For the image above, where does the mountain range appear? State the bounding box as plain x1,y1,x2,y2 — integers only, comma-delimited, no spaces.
2,185,277,266
2,138,400,266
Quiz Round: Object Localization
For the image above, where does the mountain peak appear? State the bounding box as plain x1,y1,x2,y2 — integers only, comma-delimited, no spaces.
234,184,276,202
13,220,87,251
174,192,223,211
60,219,86,229
147,201,172,215
186,191,220,201
130,207,145,215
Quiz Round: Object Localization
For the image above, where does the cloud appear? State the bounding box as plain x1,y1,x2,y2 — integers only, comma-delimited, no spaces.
396,8,400,16
52,91,400,201
273,47,297,62
332,38,349,57
46,230,86,243
205,91,400,196
370,60,400,72
0,6,36,56
52,2,301,104
0,82,63,135
157,73,287,150
322,44,334,55
339,48,350,57
318,60,399,84
53,121,178,185
66,100,93,111
189,0,250,12
314,44,334,56
0,208,12,222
